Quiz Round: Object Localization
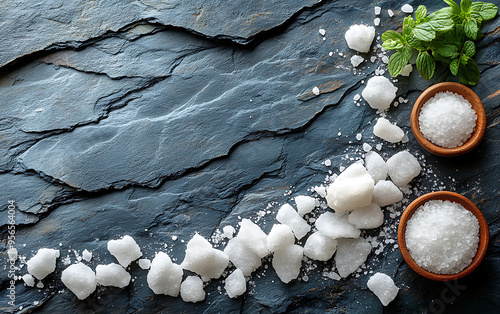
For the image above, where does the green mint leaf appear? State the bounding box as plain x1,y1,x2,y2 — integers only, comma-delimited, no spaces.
427,18,455,32
461,0,472,13
416,51,436,80
416,5,428,21
403,16,416,28
457,59,480,85
462,40,475,57
450,58,460,75
408,35,429,51
463,18,478,39
460,53,469,64
402,44,413,59
402,25,413,37
382,31,404,49
433,43,459,58
444,0,461,13
388,51,411,77
471,3,498,20
413,23,436,41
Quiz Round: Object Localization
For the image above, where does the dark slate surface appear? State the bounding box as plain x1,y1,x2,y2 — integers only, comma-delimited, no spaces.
1,0,499,313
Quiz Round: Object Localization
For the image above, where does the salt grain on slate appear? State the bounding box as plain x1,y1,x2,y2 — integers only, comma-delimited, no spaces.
224,237,261,276
272,244,303,283
294,195,318,216
373,117,404,143
372,180,403,207
181,233,229,279
362,76,398,110
400,64,413,76
316,212,360,239
351,55,364,67
26,248,60,280
345,24,375,53
312,86,320,96
365,151,387,182
96,263,131,288
266,224,295,253
335,238,372,278
22,274,35,287
386,151,421,186
276,204,311,240
401,4,414,13
225,269,246,298
367,272,399,306
107,235,142,268
237,219,270,258
303,231,338,261
61,263,97,300
180,276,205,303
148,252,183,296
348,203,384,229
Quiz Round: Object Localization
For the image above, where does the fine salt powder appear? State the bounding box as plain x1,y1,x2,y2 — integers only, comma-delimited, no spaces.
405,200,480,274
418,92,477,148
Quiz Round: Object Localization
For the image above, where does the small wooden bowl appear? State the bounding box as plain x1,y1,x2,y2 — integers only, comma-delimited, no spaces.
398,191,489,281
411,82,486,157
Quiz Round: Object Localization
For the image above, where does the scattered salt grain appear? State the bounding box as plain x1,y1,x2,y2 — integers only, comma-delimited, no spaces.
22,274,35,287
313,185,327,198
400,64,413,76
374,6,381,15
373,117,404,143
363,143,373,152
294,195,318,216
345,24,376,53
324,159,332,167
312,86,320,96
374,18,380,26
36,282,44,289
222,225,236,239
381,55,389,64
372,180,403,207
225,269,246,298
138,258,151,270
224,237,261,276
180,276,205,303
388,9,394,17
181,234,229,279
365,151,387,182
367,272,399,306
237,219,270,258
370,56,377,63
148,252,183,296
319,28,326,36
350,55,364,67
272,245,303,283
61,263,96,300
356,133,362,141
303,231,338,261
316,212,360,239
401,4,414,13
335,238,372,278
362,76,398,110
276,204,311,240
96,263,131,288
82,249,92,262
386,151,421,186
107,235,142,268
26,248,60,280
348,203,384,229
266,224,295,253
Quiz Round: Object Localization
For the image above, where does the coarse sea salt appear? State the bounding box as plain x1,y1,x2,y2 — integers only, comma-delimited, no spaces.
180,276,205,303
61,263,96,300
418,91,477,148
225,269,246,298
107,235,142,268
401,4,414,13
148,252,183,296
350,55,364,67
345,24,375,53
362,76,398,111
95,263,131,288
26,248,60,280
373,117,404,143
405,200,480,274
367,272,399,306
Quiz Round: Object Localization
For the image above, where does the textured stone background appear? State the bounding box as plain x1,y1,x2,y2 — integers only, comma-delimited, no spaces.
1,0,499,312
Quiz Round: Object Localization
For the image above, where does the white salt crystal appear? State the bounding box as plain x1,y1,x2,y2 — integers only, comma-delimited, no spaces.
276,204,311,240
224,237,261,276
348,203,384,229
372,180,403,207
22,274,35,287
180,276,205,303
345,24,376,53
419,91,477,148
181,234,229,279
388,9,394,17
400,64,413,76
95,263,131,288
225,269,246,298
237,219,270,258
374,18,381,26
324,159,332,167
266,224,295,253
272,245,303,283
401,4,414,13
314,185,327,197
138,258,151,270
375,6,381,15
326,163,374,213
303,232,337,261
319,28,326,36
26,248,60,280
36,282,44,289
222,225,236,239
335,238,372,278
405,200,479,274
386,151,421,186
61,263,96,300
82,249,92,262
329,51,333,56
382,55,389,64
356,133,363,141
350,55,364,67
316,212,360,239
362,76,398,110
373,117,404,143
312,86,320,96
294,195,318,216
148,252,183,296
107,235,142,268
363,143,373,152
365,151,387,182
370,56,377,63
325,271,341,280
367,272,399,306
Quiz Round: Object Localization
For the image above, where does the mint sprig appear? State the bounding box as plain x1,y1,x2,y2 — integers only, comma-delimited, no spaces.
382,0,498,86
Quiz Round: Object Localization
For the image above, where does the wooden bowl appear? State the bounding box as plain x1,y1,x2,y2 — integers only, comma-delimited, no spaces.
398,191,489,281
410,82,486,157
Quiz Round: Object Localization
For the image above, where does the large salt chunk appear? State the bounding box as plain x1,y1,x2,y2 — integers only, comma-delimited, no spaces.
350,55,364,67
266,224,295,252
401,4,414,13
61,263,96,300
400,64,413,76
237,219,270,258
373,117,404,143
22,274,35,287
26,248,60,280
294,195,318,216
315,212,360,239
303,231,337,261
335,238,372,278
272,245,303,283
362,76,398,110
386,151,421,186
348,203,384,229
345,24,375,53
96,263,131,288
367,272,399,306
82,249,92,262
107,235,142,268
372,180,403,207
147,252,183,296
224,237,261,276
180,276,205,303
326,163,374,213
225,269,246,298
365,151,387,182
276,204,311,240
181,233,229,279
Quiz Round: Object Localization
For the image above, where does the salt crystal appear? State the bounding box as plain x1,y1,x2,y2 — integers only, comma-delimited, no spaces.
345,24,376,53
326,163,374,213
26,248,60,280
372,180,403,207
363,143,373,152
362,76,398,110
225,269,246,298
374,18,380,26
381,55,389,64
350,55,364,67
319,28,326,36
401,4,414,13
276,204,311,240
400,64,413,76
325,271,341,280
367,272,399,306
180,276,205,303
303,231,337,261
314,185,327,198
374,6,381,15
324,159,332,167
22,274,35,287
181,233,229,279
312,86,320,96
356,133,362,141
237,219,270,257
316,212,360,239
107,235,142,268
365,151,387,182
36,282,44,289
148,252,183,296
373,117,404,143
388,9,394,17
272,245,303,283
222,225,236,239
386,151,421,186
82,249,92,262
224,237,261,276
138,258,151,270
335,238,372,278
96,263,131,288
354,94,361,101
61,263,96,300
294,195,318,216
266,224,295,252
370,56,377,63
348,203,384,229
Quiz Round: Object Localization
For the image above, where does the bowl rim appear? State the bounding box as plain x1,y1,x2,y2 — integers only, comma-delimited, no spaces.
410,82,487,157
398,191,489,281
